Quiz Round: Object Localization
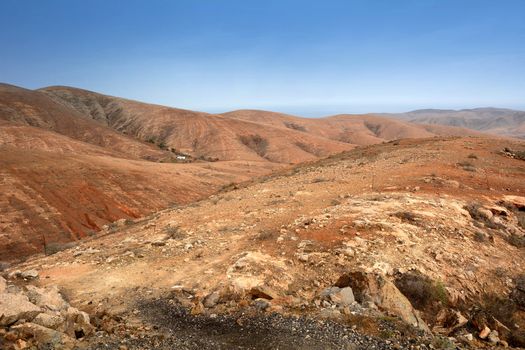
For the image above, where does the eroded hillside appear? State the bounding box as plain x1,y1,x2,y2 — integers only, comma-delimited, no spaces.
2,136,524,349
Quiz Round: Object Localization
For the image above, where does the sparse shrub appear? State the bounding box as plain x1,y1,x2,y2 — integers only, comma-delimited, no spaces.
219,182,238,193
0,261,10,271
512,274,525,309
482,294,517,327
504,147,525,161
467,153,478,159
364,121,381,136
457,161,476,172
464,203,504,230
508,234,525,248
254,230,275,241
164,225,185,239
518,212,525,229
284,122,306,132
331,199,341,206
295,142,321,156
45,242,77,256
474,231,491,242
393,211,419,224
239,134,268,157
107,222,119,232
395,272,448,311
431,336,456,350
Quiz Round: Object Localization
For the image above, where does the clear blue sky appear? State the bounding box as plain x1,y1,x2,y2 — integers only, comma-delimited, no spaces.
1,0,524,115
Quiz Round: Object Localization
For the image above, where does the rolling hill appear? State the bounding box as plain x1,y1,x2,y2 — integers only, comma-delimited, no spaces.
0,83,500,262
386,107,525,139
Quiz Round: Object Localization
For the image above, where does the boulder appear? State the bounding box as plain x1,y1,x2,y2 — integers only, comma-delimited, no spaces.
253,298,270,311
12,322,75,349
248,285,278,300
63,307,94,338
20,270,39,280
33,312,65,330
488,330,500,344
434,309,468,334
0,276,6,293
0,292,41,326
335,271,430,332
25,285,68,311
479,326,491,339
203,291,220,308
477,207,494,221
320,286,355,307
501,195,525,210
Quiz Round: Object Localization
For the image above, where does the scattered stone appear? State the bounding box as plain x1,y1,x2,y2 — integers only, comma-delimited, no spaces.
487,330,500,344
319,308,342,320
479,326,491,339
249,285,278,300
434,309,468,334
32,312,65,330
203,292,220,308
7,270,21,279
253,298,270,311
63,306,94,338
25,285,68,311
0,276,6,293
0,292,41,326
320,286,355,307
12,322,75,348
20,270,39,280
297,253,309,262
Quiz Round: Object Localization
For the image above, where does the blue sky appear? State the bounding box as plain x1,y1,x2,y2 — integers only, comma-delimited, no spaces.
1,0,524,115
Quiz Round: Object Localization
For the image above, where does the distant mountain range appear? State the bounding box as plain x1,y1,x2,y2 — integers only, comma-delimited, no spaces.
383,107,525,139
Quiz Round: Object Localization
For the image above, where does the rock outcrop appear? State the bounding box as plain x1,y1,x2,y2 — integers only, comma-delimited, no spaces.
0,276,94,349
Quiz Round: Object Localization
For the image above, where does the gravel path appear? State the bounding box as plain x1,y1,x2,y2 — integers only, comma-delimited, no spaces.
87,299,428,350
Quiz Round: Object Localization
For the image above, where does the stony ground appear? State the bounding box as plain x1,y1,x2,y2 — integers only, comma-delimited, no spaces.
2,136,525,349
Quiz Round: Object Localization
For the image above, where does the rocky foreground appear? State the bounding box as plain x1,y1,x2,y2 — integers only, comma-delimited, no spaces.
1,137,525,349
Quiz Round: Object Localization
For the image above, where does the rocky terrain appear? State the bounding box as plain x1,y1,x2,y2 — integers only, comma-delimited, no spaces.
1,83,491,262
1,136,524,349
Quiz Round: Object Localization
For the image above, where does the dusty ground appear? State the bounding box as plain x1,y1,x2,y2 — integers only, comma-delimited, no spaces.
3,136,524,349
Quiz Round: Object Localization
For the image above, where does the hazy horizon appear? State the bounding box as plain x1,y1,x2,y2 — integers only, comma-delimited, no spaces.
1,0,524,114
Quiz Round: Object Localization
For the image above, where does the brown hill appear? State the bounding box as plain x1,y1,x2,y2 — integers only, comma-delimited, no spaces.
40,86,355,163
0,84,166,160
0,142,277,261
222,109,484,145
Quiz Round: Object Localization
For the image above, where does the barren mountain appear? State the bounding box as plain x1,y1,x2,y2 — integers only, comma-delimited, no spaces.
2,136,524,349
0,84,166,161
223,109,485,145
0,84,502,264
387,108,525,139
40,86,355,163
